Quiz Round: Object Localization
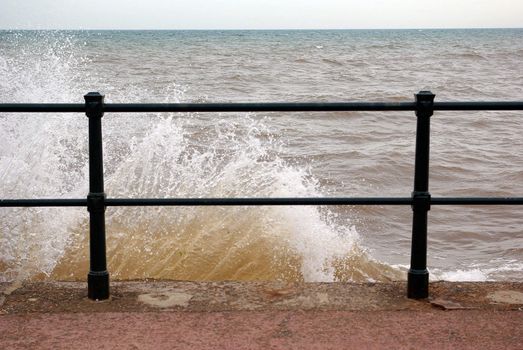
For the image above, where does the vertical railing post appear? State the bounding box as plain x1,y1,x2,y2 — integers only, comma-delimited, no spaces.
84,92,109,300
408,91,435,299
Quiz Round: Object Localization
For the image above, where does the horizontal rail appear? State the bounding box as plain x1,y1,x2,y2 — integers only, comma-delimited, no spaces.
1,101,523,113
0,104,85,113
430,197,523,205
106,197,411,206
109,102,415,113
1,197,522,207
0,199,87,207
434,101,523,111
107,197,523,206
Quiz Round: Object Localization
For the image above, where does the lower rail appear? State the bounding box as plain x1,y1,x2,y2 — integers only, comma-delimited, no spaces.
1,197,523,207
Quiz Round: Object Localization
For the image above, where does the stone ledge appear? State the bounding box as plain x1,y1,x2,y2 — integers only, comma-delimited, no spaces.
1,281,522,314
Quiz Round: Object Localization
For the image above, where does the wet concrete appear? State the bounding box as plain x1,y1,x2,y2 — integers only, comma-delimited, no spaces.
1,281,522,349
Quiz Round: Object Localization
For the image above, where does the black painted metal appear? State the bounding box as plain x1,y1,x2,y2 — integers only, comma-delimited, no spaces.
1,196,523,208
103,197,523,206
1,101,523,113
104,102,416,112
434,101,523,111
0,199,87,207
2,196,523,208
408,91,435,299
430,197,523,205
105,197,411,206
0,104,85,113
1,92,522,301
85,92,109,301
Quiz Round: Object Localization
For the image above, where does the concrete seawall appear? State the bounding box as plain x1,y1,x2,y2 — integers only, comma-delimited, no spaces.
1,281,522,349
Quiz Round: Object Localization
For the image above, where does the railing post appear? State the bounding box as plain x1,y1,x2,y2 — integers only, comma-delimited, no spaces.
408,91,435,299
84,92,109,300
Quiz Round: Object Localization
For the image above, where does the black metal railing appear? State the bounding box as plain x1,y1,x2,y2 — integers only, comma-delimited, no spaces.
1,91,522,300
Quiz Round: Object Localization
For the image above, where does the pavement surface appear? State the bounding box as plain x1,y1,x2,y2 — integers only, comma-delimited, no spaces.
1,281,522,349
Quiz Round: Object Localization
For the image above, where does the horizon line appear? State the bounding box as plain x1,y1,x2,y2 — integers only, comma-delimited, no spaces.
1,26,522,31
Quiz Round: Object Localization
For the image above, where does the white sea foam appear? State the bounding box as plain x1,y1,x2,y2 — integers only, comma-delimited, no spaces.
0,32,89,281
436,269,489,282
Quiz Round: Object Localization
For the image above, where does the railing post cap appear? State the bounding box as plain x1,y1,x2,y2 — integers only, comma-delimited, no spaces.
84,92,105,102
415,91,435,101
85,92,105,117
415,91,435,117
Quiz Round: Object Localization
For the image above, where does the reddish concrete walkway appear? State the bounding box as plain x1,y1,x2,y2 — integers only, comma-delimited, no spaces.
2,310,522,349
1,281,522,349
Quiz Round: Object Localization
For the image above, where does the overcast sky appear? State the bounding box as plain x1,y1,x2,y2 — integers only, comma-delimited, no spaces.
1,0,522,30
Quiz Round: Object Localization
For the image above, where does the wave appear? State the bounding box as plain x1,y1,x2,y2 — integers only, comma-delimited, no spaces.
294,58,310,64
321,58,344,66
442,51,487,60
0,31,401,283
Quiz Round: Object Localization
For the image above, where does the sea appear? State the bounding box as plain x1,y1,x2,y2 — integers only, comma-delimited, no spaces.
0,29,522,283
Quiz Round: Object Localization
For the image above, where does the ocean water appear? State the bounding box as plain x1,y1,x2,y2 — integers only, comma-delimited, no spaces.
0,29,522,283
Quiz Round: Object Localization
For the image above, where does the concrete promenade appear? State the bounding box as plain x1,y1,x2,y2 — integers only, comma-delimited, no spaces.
1,281,522,349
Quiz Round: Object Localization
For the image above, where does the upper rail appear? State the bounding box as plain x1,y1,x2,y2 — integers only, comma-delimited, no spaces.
1,101,523,113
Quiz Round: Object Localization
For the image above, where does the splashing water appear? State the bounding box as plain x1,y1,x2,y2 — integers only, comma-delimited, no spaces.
0,31,400,283
0,31,90,281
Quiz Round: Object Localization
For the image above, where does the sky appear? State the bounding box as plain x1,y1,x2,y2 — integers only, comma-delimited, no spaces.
1,0,522,30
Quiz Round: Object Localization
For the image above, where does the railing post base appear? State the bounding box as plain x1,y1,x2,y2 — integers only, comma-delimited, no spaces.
88,271,110,300
407,269,429,299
